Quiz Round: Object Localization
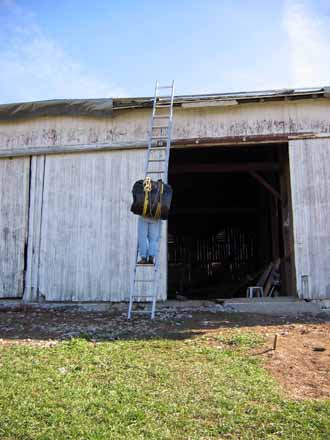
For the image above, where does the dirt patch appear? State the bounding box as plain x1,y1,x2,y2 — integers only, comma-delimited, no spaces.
251,322,330,400
0,308,329,399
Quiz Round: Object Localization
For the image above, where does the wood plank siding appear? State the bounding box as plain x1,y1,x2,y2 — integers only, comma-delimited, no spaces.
0,95,329,302
29,150,166,302
290,138,330,299
0,157,30,297
0,100,330,158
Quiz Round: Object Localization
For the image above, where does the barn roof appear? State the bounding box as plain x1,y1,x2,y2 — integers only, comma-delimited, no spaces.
0,86,329,121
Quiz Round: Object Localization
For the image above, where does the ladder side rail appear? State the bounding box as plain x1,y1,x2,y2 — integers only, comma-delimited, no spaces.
164,118,172,184
169,80,175,121
145,81,160,177
151,221,163,319
163,82,175,183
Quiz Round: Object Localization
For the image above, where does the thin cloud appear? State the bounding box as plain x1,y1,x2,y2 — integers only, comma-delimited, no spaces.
0,1,125,103
283,0,330,88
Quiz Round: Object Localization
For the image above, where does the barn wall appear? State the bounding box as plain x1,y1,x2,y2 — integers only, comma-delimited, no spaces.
0,99,330,155
0,157,30,297
0,98,330,302
23,149,167,302
289,138,330,299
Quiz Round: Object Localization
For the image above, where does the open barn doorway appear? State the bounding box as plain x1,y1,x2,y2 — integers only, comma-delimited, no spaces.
167,143,295,300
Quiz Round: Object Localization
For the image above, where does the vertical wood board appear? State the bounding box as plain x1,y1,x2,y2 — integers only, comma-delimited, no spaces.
289,138,330,299
0,157,30,297
23,156,45,302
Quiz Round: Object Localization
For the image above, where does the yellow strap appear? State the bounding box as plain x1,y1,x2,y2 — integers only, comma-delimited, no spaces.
142,177,152,217
142,192,149,217
154,182,164,220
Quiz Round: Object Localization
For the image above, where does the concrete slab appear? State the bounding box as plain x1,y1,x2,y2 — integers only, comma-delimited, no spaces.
224,299,321,315
226,297,298,303
320,300,330,309
0,298,325,316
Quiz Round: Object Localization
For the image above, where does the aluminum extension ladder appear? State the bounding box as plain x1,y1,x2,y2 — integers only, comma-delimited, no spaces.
128,80,175,319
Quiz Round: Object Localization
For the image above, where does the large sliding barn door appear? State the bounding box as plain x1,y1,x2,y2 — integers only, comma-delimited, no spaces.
30,150,167,302
289,138,330,299
0,157,30,297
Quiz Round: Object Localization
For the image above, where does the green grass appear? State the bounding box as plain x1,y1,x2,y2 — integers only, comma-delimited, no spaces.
0,333,329,440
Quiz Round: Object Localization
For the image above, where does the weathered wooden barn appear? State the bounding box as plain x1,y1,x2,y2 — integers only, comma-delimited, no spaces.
0,87,330,304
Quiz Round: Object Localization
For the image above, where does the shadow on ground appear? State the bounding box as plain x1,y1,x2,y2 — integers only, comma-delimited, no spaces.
0,307,329,344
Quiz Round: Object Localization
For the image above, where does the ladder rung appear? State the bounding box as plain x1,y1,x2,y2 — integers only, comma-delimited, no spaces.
147,171,165,174
151,136,167,139
157,85,173,89
156,104,171,108
152,125,168,129
148,159,165,162
154,115,170,119
150,146,166,150
149,151,166,156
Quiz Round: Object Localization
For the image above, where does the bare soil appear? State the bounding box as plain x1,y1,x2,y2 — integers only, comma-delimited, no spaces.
252,321,330,400
0,307,329,400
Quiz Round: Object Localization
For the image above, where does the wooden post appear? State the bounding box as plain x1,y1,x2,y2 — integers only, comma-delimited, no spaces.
273,334,278,350
279,145,297,296
269,194,280,261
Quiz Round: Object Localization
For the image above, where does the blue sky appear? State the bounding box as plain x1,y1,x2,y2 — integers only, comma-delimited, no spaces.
0,0,329,103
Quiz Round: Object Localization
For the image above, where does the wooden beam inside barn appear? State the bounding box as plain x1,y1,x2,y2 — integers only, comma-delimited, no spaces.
249,171,282,200
171,207,258,215
170,162,280,174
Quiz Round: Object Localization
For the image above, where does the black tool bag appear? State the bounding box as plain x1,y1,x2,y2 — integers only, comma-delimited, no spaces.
130,179,173,220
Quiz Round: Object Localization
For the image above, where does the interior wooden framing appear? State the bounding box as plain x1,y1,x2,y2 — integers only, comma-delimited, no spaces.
167,142,296,300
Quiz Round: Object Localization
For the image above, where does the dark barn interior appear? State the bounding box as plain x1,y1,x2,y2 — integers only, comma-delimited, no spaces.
167,143,293,299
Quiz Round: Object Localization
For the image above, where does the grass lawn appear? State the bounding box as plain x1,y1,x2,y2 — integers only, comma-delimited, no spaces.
0,332,329,439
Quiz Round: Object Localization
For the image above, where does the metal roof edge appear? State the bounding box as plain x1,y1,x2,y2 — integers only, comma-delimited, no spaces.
0,87,328,120
113,87,327,109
